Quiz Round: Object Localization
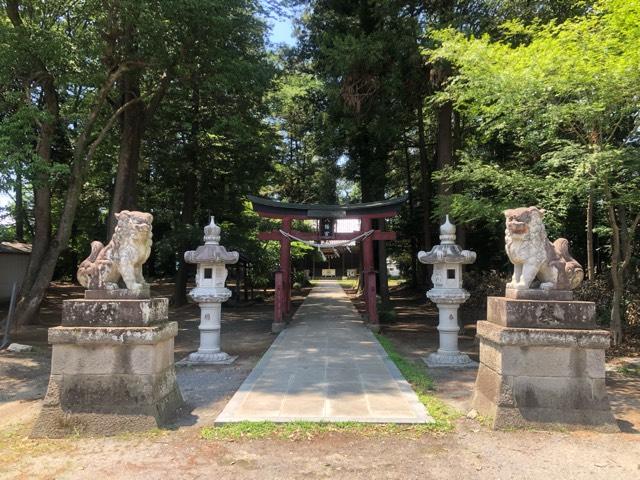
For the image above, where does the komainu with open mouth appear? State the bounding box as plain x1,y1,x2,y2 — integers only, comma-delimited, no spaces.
77,210,153,292
504,206,583,291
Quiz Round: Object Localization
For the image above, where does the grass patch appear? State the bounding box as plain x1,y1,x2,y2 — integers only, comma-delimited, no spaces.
616,364,640,377
113,427,170,441
202,421,373,441
201,335,460,441
375,334,461,432
375,335,434,391
0,424,76,466
336,278,357,290
335,278,406,290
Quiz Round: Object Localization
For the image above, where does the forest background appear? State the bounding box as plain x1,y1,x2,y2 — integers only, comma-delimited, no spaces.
0,0,638,345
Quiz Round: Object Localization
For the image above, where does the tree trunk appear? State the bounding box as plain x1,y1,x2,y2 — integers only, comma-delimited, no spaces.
586,192,595,280
14,166,24,242
452,109,465,247
606,200,623,345
436,100,453,202
18,75,57,305
173,187,196,306
108,70,145,237
417,102,432,252
610,273,623,346
355,125,388,305
609,207,640,345
173,75,200,306
603,185,629,346
403,136,418,287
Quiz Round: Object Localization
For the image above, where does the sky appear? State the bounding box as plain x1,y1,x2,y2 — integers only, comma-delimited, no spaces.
0,192,10,221
268,13,296,47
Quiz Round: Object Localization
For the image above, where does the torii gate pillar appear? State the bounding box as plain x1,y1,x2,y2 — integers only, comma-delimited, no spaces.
361,217,379,330
273,217,291,333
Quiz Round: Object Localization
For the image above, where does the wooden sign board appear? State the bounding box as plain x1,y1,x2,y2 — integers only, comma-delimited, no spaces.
320,217,334,238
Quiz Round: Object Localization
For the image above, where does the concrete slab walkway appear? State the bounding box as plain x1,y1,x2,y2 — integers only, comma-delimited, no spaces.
216,280,432,424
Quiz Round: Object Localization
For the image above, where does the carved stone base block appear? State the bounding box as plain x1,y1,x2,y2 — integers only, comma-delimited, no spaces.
31,321,184,438
488,296,596,330
178,351,238,365
505,288,573,301
62,298,168,327
84,287,151,300
471,320,618,432
423,352,478,368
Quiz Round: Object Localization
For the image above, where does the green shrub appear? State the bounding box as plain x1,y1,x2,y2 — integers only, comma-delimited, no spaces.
252,276,271,291
292,270,311,287
378,306,397,324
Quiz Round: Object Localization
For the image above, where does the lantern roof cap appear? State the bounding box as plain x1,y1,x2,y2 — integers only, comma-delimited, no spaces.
417,244,476,265
184,218,239,265
418,215,476,265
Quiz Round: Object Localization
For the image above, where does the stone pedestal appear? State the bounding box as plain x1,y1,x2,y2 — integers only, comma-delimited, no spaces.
424,301,477,368
178,299,237,365
471,296,618,432
31,297,184,438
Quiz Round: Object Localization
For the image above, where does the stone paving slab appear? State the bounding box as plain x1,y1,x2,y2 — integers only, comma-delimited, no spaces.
215,280,432,424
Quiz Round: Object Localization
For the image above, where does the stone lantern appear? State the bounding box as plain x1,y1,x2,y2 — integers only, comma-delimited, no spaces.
182,217,239,364
418,215,476,368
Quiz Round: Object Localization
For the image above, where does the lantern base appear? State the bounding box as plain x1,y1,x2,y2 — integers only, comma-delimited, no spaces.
178,351,238,365
423,351,478,369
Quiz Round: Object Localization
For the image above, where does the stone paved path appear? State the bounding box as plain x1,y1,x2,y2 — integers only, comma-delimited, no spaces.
216,280,432,423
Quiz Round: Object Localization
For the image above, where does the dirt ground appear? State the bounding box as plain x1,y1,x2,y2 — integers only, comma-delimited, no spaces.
1,282,639,480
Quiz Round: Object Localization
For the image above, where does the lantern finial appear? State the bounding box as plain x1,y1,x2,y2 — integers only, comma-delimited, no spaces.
204,216,221,245
439,215,456,244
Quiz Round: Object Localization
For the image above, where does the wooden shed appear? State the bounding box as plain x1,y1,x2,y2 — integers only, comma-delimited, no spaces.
0,242,31,301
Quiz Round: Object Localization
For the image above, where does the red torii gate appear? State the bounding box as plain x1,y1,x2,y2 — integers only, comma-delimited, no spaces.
248,195,405,333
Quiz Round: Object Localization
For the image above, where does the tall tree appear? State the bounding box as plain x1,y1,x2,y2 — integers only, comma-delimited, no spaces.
1,1,148,326
139,0,276,304
296,0,425,300
430,0,640,343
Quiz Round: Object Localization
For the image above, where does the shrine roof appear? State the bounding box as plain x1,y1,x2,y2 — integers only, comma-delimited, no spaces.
248,195,407,219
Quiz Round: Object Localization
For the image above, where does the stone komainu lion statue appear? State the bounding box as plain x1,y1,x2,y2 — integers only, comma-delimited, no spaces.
504,206,584,291
77,211,153,291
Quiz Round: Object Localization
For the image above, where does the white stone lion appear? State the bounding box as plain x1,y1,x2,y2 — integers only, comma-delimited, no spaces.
504,206,583,291
77,210,153,292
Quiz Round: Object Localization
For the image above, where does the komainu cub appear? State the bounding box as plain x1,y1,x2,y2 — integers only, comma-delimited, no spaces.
504,206,583,291
77,211,153,292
